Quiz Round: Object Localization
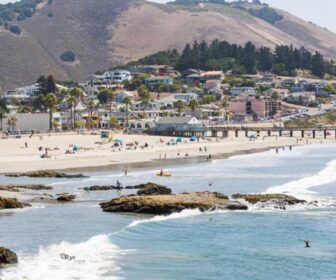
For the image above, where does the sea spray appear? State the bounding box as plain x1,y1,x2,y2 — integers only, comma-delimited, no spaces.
266,159,336,201
0,235,123,280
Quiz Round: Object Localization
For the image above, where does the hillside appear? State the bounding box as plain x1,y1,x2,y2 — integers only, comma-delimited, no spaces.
1,0,336,91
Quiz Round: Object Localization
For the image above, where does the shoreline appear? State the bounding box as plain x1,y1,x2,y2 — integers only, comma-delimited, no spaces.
0,133,334,175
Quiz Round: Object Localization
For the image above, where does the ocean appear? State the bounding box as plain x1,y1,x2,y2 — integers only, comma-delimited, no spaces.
1,143,336,279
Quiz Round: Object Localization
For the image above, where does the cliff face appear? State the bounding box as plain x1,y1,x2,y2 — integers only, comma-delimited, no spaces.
1,0,336,91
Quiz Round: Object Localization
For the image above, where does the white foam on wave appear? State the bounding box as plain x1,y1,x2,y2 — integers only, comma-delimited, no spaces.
0,235,123,280
266,159,336,200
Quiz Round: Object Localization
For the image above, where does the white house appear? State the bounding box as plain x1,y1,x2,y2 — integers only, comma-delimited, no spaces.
174,93,198,103
102,70,132,84
230,87,256,96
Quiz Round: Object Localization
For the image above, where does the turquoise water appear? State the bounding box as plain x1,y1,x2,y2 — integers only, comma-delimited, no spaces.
1,143,336,279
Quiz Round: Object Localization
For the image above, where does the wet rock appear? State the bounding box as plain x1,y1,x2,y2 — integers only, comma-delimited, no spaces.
0,247,18,267
83,185,122,192
0,185,52,192
6,171,87,178
0,197,31,209
232,194,306,205
137,183,172,196
100,191,247,215
57,194,76,202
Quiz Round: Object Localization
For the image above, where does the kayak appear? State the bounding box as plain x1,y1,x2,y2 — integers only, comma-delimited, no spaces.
156,172,172,177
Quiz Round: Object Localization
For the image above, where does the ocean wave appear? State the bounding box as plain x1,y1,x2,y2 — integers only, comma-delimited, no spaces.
125,208,232,229
266,159,336,200
0,235,122,280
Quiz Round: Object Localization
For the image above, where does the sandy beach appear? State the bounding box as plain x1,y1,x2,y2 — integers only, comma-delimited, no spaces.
0,131,334,175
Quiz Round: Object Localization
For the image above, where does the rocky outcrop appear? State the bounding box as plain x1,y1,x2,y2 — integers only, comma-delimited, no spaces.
137,183,172,196
0,247,18,268
0,197,30,209
57,194,76,202
6,171,87,178
100,192,247,215
83,185,122,192
0,185,52,192
232,194,307,210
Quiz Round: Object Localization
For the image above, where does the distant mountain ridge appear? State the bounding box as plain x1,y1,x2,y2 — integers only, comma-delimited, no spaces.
1,0,336,91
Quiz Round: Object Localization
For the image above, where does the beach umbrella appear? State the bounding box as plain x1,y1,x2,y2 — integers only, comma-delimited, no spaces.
114,139,123,143
176,137,182,143
190,136,197,142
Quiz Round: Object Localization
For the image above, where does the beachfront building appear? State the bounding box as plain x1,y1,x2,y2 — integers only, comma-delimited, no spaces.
228,97,282,120
154,116,205,136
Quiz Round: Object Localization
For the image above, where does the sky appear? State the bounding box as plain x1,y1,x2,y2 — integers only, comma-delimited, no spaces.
0,0,335,32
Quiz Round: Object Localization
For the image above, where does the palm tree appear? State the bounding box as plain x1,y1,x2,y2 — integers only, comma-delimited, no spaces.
69,87,83,130
86,100,96,129
7,116,17,132
0,99,8,132
107,89,115,128
189,99,199,116
66,95,76,130
174,100,185,116
122,96,132,131
45,93,58,131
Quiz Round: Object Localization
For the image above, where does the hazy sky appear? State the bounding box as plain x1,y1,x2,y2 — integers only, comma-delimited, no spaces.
1,0,335,32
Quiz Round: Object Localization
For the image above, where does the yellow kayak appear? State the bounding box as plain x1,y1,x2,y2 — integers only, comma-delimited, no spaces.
156,172,172,177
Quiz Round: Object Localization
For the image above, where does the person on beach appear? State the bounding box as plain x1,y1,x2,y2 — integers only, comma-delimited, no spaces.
25,142,28,148
204,146,207,153
116,180,122,189
199,147,203,152
160,169,164,176
124,168,128,176
276,148,279,154
164,154,167,161
289,146,292,151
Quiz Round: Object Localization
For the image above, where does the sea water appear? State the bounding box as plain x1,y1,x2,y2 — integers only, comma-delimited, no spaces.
1,143,336,279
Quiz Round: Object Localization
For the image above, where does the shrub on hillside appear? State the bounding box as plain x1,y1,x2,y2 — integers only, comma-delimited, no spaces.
9,25,21,35
60,51,76,62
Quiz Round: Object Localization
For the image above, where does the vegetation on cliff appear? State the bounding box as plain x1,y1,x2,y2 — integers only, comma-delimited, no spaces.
132,39,334,78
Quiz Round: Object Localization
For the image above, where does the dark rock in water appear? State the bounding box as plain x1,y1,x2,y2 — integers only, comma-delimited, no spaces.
232,193,306,209
0,197,31,209
83,185,122,191
0,247,18,267
125,182,158,189
137,183,172,196
6,171,87,178
100,191,247,215
57,194,76,202
0,185,52,192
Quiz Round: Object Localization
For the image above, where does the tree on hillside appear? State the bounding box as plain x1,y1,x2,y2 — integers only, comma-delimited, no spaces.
46,75,57,93
189,99,199,116
311,52,325,77
97,90,109,105
36,75,48,95
242,41,257,74
137,85,150,105
174,100,186,115
45,93,58,130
